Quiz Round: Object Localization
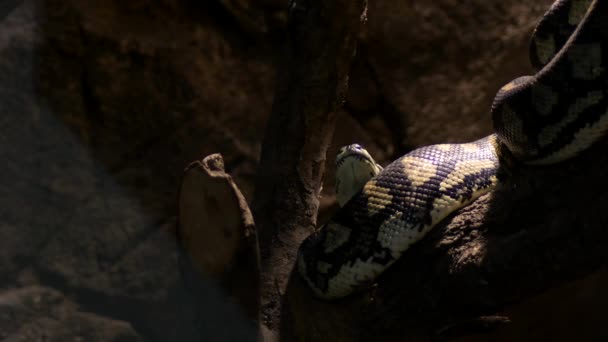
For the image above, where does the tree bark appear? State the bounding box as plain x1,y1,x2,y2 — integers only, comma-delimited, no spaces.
175,0,368,338
251,0,368,330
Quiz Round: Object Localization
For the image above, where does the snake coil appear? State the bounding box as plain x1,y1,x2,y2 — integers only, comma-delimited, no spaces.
297,0,608,299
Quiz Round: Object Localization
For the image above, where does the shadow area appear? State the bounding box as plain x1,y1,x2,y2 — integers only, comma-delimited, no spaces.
0,0,279,340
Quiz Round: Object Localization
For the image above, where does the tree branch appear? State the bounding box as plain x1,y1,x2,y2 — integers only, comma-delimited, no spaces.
253,0,368,247
251,0,368,330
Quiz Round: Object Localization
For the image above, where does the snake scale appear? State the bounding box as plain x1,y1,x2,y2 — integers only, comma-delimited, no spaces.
297,0,608,299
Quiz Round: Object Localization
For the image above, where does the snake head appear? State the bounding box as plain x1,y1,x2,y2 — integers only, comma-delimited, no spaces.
336,144,373,167
335,144,384,207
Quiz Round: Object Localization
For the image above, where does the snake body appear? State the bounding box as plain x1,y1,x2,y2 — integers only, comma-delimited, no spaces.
298,0,608,299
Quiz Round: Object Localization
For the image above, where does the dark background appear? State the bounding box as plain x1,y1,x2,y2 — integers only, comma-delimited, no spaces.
8,0,605,341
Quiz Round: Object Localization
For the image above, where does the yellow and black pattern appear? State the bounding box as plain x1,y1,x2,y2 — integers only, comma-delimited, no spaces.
493,0,608,164
530,0,594,70
298,0,608,299
299,136,500,298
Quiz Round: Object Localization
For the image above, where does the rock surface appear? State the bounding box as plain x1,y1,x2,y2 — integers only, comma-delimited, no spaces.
0,286,142,341
5,0,606,341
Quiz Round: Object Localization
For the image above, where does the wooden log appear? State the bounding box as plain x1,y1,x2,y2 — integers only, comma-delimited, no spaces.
176,154,261,332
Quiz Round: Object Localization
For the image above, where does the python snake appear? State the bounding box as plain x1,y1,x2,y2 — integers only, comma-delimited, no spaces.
297,0,608,299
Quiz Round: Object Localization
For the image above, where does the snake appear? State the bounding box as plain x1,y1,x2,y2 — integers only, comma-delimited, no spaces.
297,0,608,299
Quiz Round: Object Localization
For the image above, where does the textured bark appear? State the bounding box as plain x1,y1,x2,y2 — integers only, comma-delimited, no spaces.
252,0,368,248
251,0,368,330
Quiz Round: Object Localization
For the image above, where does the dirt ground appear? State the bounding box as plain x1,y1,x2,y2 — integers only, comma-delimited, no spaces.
4,0,607,341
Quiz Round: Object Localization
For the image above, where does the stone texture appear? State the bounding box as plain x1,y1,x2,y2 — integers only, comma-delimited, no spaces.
0,0,268,340
0,286,142,341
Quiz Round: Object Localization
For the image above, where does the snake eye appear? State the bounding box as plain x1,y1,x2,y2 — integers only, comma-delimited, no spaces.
352,144,362,150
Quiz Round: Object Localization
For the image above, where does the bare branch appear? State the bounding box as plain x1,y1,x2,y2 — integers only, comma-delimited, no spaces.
253,0,368,249
250,0,368,330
